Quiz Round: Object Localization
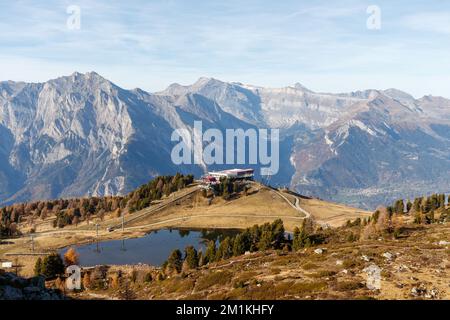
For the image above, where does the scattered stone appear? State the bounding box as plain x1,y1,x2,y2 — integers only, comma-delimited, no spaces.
437,240,450,246
0,272,66,300
361,255,370,262
428,289,439,299
396,264,409,272
336,260,343,266
382,252,394,261
314,248,326,254
410,284,438,299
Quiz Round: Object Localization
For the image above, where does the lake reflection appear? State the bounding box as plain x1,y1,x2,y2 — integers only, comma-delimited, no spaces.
59,228,237,267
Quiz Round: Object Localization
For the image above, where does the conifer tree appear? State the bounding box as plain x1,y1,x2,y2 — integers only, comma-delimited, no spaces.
184,246,199,269
204,241,216,264
167,249,183,273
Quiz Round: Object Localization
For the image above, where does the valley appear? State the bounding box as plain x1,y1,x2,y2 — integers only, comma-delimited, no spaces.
1,72,450,209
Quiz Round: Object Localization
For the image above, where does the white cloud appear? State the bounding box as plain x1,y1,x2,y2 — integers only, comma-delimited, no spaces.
1,1,450,99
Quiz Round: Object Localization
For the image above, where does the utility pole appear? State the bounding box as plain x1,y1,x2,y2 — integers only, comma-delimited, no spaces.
94,223,100,253
30,234,34,253
122,213,125,232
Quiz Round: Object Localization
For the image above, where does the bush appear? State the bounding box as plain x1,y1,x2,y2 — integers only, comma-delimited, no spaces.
301,262,319,270
336,281,364,291
40,253,65,279
196,271,233,291
309,270,337,278
144,272,153,283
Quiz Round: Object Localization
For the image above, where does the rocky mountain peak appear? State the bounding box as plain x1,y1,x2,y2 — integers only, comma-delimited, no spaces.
293,82,313,92
0,72,449,209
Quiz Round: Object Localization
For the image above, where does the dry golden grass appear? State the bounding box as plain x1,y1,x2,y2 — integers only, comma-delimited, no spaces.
300,198,371,227
127,186,306,232
1,183,371,277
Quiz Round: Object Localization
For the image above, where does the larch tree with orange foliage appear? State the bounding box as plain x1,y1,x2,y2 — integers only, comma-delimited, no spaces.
64,247,80,266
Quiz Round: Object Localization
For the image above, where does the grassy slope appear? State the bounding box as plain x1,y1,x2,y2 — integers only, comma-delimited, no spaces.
73,222,450,300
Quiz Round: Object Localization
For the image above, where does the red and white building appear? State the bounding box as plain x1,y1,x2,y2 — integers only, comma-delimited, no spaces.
205,168,254,181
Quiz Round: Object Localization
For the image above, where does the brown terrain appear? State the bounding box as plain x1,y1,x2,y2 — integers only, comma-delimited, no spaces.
0,182,369,277
3,182,448,301
70,221,449,300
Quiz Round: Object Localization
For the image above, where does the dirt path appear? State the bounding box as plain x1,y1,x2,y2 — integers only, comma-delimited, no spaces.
273,189,311,219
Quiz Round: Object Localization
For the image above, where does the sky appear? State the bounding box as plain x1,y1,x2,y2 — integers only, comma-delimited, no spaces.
1,0,450,97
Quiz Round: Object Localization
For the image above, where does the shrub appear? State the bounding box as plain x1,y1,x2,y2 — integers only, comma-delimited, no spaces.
336,281,364,291
302,262,319,270
196,271,233,291
309,270,337,278
144,272,153,283
41,253,65,279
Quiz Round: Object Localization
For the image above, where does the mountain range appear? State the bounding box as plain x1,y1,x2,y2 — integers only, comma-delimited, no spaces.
1,72,449,209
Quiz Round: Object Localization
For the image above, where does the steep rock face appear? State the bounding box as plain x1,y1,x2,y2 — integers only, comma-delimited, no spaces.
0,73,202,204
0,73,449,208
160,78,450,208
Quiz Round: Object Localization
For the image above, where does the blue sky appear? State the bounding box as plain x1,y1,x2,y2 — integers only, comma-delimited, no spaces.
1,0,450,97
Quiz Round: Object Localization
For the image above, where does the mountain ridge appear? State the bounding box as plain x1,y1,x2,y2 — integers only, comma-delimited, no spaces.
0,72,449,209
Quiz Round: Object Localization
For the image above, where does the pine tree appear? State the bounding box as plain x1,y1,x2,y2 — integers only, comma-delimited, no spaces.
248,225,261,252
197,250,205,267
413,197,422,213
394,199,404,214
34,257,43,276
271,219,285,249
167,249,183,273
292,227,302,251
184,246,199,269
406,200,413,213
232,233,247,256
216,237,232,260
292,225,309,251
204,241,216,264
41,253,65,279
258,230,273,251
